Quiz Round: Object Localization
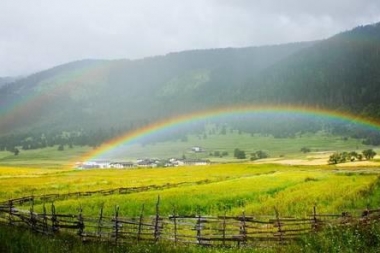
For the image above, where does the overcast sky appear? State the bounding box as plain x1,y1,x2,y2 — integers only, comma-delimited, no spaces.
1,0,379,76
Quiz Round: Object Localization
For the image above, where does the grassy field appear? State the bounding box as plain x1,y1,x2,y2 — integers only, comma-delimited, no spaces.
0,131,372,166
2,162,380,252
0,132,378,216
112,131,367,160
1,133,380,252
1,163,380,218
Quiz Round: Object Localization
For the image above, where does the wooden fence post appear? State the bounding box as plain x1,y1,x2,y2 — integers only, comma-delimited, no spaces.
361,205,371,224
362,204,370,217
222,209,227,247
154,195,161,242
51,202,59,233
196,207,202,245
238,210,247,248
114,205,120,244
42,203,48,234
274,207,283,244
312,204,318,231
29,199,37,232
137,204,145,242
8,200,13,225
172,206,178,244
77,207,84,241
97,203,104,240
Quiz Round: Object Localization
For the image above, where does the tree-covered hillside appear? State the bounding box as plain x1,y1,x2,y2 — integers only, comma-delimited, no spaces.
1,22,380,149
242,23,380,116
0,42,314,134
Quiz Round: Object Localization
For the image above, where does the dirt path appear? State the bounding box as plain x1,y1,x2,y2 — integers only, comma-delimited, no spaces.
253,152,380,166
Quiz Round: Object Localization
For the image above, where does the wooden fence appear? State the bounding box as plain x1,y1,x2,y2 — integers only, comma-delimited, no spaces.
1,194,380,248
0,181,211,205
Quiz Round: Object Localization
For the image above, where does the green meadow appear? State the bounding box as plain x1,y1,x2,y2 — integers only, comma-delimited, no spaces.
33,166,380,217
0,131,378,215
116,131,366,160
2,162,380,252
1,133,380,252
0,131,370,166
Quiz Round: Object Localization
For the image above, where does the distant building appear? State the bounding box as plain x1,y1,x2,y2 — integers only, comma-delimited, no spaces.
137,159,158,168
77,161,100,169
77,160,110,169
191,146,203,153
110,162,135,169
183,159,210,166
168,158,184,166
75,156,210,169
77,160,134,169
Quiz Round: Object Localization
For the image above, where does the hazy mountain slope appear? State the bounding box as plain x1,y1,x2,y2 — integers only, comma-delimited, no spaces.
242,22,380,115
2,21,380,137
0,60,113,133
0,77,10,88
0,76,22,88
0,42,313,134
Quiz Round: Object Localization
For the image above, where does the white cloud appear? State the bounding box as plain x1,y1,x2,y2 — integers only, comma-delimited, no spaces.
0,0,379,76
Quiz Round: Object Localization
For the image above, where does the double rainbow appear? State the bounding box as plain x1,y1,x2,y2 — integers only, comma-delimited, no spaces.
79,105,380,161
0,61,111,131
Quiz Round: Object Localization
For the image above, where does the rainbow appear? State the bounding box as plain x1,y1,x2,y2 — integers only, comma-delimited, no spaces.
79,105,380,162
0,61,111,131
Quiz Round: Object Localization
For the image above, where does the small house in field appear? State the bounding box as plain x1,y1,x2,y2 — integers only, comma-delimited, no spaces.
76,161,99,169
137,159,158,168
191,146,203,153
94,160,111,168
167,158,184,167
183,159,210,166
76,160,111,169
110,162,135,169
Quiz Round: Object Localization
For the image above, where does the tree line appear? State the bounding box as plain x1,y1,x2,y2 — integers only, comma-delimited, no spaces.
0,128,124,155
328,149,377,164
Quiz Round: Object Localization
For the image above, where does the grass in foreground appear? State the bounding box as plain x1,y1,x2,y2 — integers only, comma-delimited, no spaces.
2,221,380,253
0,224,268,253
48,169,378,217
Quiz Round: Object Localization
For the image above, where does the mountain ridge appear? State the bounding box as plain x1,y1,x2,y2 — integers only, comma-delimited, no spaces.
1,22,380,138
0,41,316,134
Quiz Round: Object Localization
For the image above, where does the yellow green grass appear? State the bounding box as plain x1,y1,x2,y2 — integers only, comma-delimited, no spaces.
0,164,285,199
1,163,380,219
50,169,378,217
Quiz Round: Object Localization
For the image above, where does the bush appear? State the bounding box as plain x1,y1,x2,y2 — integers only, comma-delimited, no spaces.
234,148,246,159
363,149,377,160
251,150,269,160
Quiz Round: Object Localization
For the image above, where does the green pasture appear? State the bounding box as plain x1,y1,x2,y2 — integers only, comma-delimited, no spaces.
117,131,367,160
0,146,90,167
0,134,380,253
41,168,380,218
0,164,290,200
0,131,372,166
1,163,380,219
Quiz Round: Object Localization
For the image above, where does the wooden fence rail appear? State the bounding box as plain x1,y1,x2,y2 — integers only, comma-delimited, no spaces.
0,181,215,208
1,196,380,248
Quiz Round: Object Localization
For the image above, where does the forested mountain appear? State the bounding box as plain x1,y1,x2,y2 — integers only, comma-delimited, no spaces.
0,42,314,134
1,22,380,149
241,22,380,117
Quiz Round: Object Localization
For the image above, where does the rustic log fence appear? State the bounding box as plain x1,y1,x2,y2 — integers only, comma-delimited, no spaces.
0,181,214,208
1,195,380,248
